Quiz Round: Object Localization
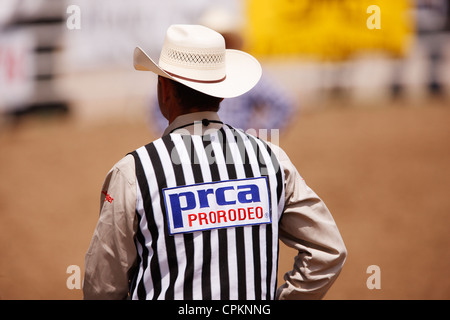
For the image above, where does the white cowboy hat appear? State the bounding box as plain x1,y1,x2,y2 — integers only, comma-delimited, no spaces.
133,24,262,98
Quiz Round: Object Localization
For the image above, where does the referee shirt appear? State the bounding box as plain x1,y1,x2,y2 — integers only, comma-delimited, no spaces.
83,111,347,300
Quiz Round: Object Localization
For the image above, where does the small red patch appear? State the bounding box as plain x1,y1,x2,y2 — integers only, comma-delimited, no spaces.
102,190,114,203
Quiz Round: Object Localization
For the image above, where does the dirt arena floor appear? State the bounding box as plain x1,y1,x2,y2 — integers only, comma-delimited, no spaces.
1,98,449,300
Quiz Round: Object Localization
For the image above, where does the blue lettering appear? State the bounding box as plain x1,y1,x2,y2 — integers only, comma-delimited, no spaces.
166,181,264,232
237,184,260,203
169,192,196,228
216,186,236,205
197,189,214,208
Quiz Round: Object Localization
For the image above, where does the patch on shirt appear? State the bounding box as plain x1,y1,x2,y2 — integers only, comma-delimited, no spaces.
102,190,114,203
163,177,271,235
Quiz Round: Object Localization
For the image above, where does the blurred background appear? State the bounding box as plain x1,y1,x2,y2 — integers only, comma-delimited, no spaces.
0,0,449,299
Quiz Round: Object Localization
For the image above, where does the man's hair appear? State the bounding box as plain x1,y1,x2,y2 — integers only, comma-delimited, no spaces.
169,78,223,112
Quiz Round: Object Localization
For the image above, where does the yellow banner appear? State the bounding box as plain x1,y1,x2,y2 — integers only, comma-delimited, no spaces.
244,0,414,60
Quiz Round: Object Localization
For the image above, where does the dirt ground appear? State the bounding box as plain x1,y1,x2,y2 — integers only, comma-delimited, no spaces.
1,98,449,300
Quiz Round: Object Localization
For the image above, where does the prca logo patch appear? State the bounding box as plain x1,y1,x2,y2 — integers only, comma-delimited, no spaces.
163,177,271,235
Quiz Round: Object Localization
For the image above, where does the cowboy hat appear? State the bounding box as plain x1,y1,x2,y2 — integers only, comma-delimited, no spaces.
133,24,262,98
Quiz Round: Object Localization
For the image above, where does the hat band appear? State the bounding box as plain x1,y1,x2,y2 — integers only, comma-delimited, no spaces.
164,70,226,84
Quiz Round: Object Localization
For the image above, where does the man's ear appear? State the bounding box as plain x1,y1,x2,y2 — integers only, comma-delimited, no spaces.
158,76,172,104
158,76,180,122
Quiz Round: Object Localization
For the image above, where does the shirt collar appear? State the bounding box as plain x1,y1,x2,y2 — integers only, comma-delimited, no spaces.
162,111,222,136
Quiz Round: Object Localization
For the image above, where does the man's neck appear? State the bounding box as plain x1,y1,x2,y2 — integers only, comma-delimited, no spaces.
168,107,218,124
163,111,222,136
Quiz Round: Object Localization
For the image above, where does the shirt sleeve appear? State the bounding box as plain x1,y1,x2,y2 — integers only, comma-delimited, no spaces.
83,154,138,300
272,144,347,300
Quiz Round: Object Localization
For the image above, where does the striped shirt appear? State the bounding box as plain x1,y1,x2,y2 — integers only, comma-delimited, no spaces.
83,111,347,300
129,125,284,300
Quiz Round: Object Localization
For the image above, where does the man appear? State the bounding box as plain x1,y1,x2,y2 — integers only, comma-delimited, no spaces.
148,8,295,135
83,24,346,300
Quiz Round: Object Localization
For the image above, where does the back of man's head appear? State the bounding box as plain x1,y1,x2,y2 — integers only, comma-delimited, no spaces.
169,77,223,112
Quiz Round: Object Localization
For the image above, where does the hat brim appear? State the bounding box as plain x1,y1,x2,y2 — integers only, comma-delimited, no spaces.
133,46,262,98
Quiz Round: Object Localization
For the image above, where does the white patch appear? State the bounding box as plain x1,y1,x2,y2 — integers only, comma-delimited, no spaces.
163,177,271,235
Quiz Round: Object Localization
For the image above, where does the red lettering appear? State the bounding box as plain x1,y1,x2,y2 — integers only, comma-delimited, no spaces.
228,209,236,221
238,208,246,221
217,210,227,223
184,206,266,230
188,214,197,227
256,206,264,219
198,212,208,225
1,49,25,82
247,207,255,219
209,211,217,224
101,190,114,203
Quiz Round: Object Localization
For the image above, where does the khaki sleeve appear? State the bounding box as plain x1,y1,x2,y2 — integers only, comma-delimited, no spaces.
271,144,347,300
83,154,138,300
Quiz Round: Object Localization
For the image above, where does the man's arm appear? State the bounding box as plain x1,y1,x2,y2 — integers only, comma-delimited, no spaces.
273,145,347,300
83,155,138,300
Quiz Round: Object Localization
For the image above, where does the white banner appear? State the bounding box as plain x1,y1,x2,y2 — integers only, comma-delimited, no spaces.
0,30,35,112
62,0,240,71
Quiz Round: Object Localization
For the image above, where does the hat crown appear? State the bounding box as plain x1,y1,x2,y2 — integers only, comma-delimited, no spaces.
166,24,224,48
159,25,227,82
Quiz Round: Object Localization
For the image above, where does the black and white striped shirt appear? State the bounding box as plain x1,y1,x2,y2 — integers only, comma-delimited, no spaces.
129,125,285,300
84,112,347,300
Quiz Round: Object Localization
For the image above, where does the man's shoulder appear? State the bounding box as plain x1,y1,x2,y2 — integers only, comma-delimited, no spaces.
110,137,167,182
112,134,168,183
108,154,135,185
128,136,171,157
124,136,171,168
